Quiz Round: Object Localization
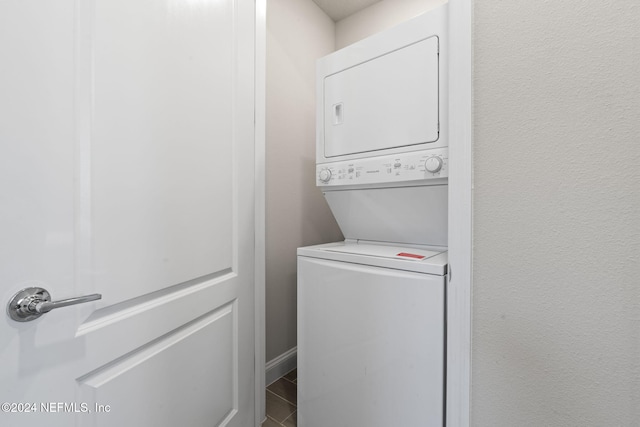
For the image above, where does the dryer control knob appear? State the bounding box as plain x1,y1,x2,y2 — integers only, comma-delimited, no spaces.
319,168,332,183
424,156,443,173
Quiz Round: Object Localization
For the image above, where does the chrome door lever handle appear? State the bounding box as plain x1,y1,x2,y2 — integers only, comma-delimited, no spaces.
7,287,102,322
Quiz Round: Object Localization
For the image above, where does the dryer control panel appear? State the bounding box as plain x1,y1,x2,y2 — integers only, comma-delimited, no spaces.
316,147,448,187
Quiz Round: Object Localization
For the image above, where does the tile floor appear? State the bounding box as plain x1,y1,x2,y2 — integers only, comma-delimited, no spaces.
262,369,297,427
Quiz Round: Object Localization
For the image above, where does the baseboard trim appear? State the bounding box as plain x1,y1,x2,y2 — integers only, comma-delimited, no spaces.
265,347,297,386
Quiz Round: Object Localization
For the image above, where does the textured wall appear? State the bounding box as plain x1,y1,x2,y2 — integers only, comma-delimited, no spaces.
473,1,640,425
265,0,342,362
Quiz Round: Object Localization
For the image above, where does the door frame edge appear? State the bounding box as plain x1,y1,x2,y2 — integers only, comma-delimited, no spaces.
447,0,473,426
254,0,267,425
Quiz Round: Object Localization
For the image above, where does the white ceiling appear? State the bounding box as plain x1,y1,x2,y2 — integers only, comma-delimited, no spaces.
312,0,382,21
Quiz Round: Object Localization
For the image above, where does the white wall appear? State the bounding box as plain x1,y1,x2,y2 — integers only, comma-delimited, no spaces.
265,0,342,362
473,1,640,425
335,0,446,49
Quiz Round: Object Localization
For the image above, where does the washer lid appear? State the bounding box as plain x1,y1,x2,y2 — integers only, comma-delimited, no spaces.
322,184,448,247
297,241,447,276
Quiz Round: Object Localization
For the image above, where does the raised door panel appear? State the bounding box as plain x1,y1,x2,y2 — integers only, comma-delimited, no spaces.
90,0,235,306
78,303,236,427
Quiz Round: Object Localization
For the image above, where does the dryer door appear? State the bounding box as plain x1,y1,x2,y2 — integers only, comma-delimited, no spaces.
323,36,439,158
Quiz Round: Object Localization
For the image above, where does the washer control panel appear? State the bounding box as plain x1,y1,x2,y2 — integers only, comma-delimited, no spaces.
317,148,448,187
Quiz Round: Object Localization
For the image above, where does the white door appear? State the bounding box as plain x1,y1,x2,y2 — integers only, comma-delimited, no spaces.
0,0,257,426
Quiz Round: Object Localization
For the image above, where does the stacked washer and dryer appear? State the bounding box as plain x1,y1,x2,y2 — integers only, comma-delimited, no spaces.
297,4,450,427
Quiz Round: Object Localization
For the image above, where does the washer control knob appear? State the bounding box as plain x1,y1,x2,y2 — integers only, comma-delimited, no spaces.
319,168,332,183
424,156,443,173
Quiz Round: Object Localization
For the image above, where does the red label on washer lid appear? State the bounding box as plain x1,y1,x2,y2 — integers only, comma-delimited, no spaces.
396,252,426,260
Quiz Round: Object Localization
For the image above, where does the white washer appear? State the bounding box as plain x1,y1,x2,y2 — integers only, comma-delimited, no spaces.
297,241,447,427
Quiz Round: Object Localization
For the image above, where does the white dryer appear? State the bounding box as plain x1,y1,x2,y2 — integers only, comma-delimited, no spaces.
297,241,447,427
298,3,450,427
